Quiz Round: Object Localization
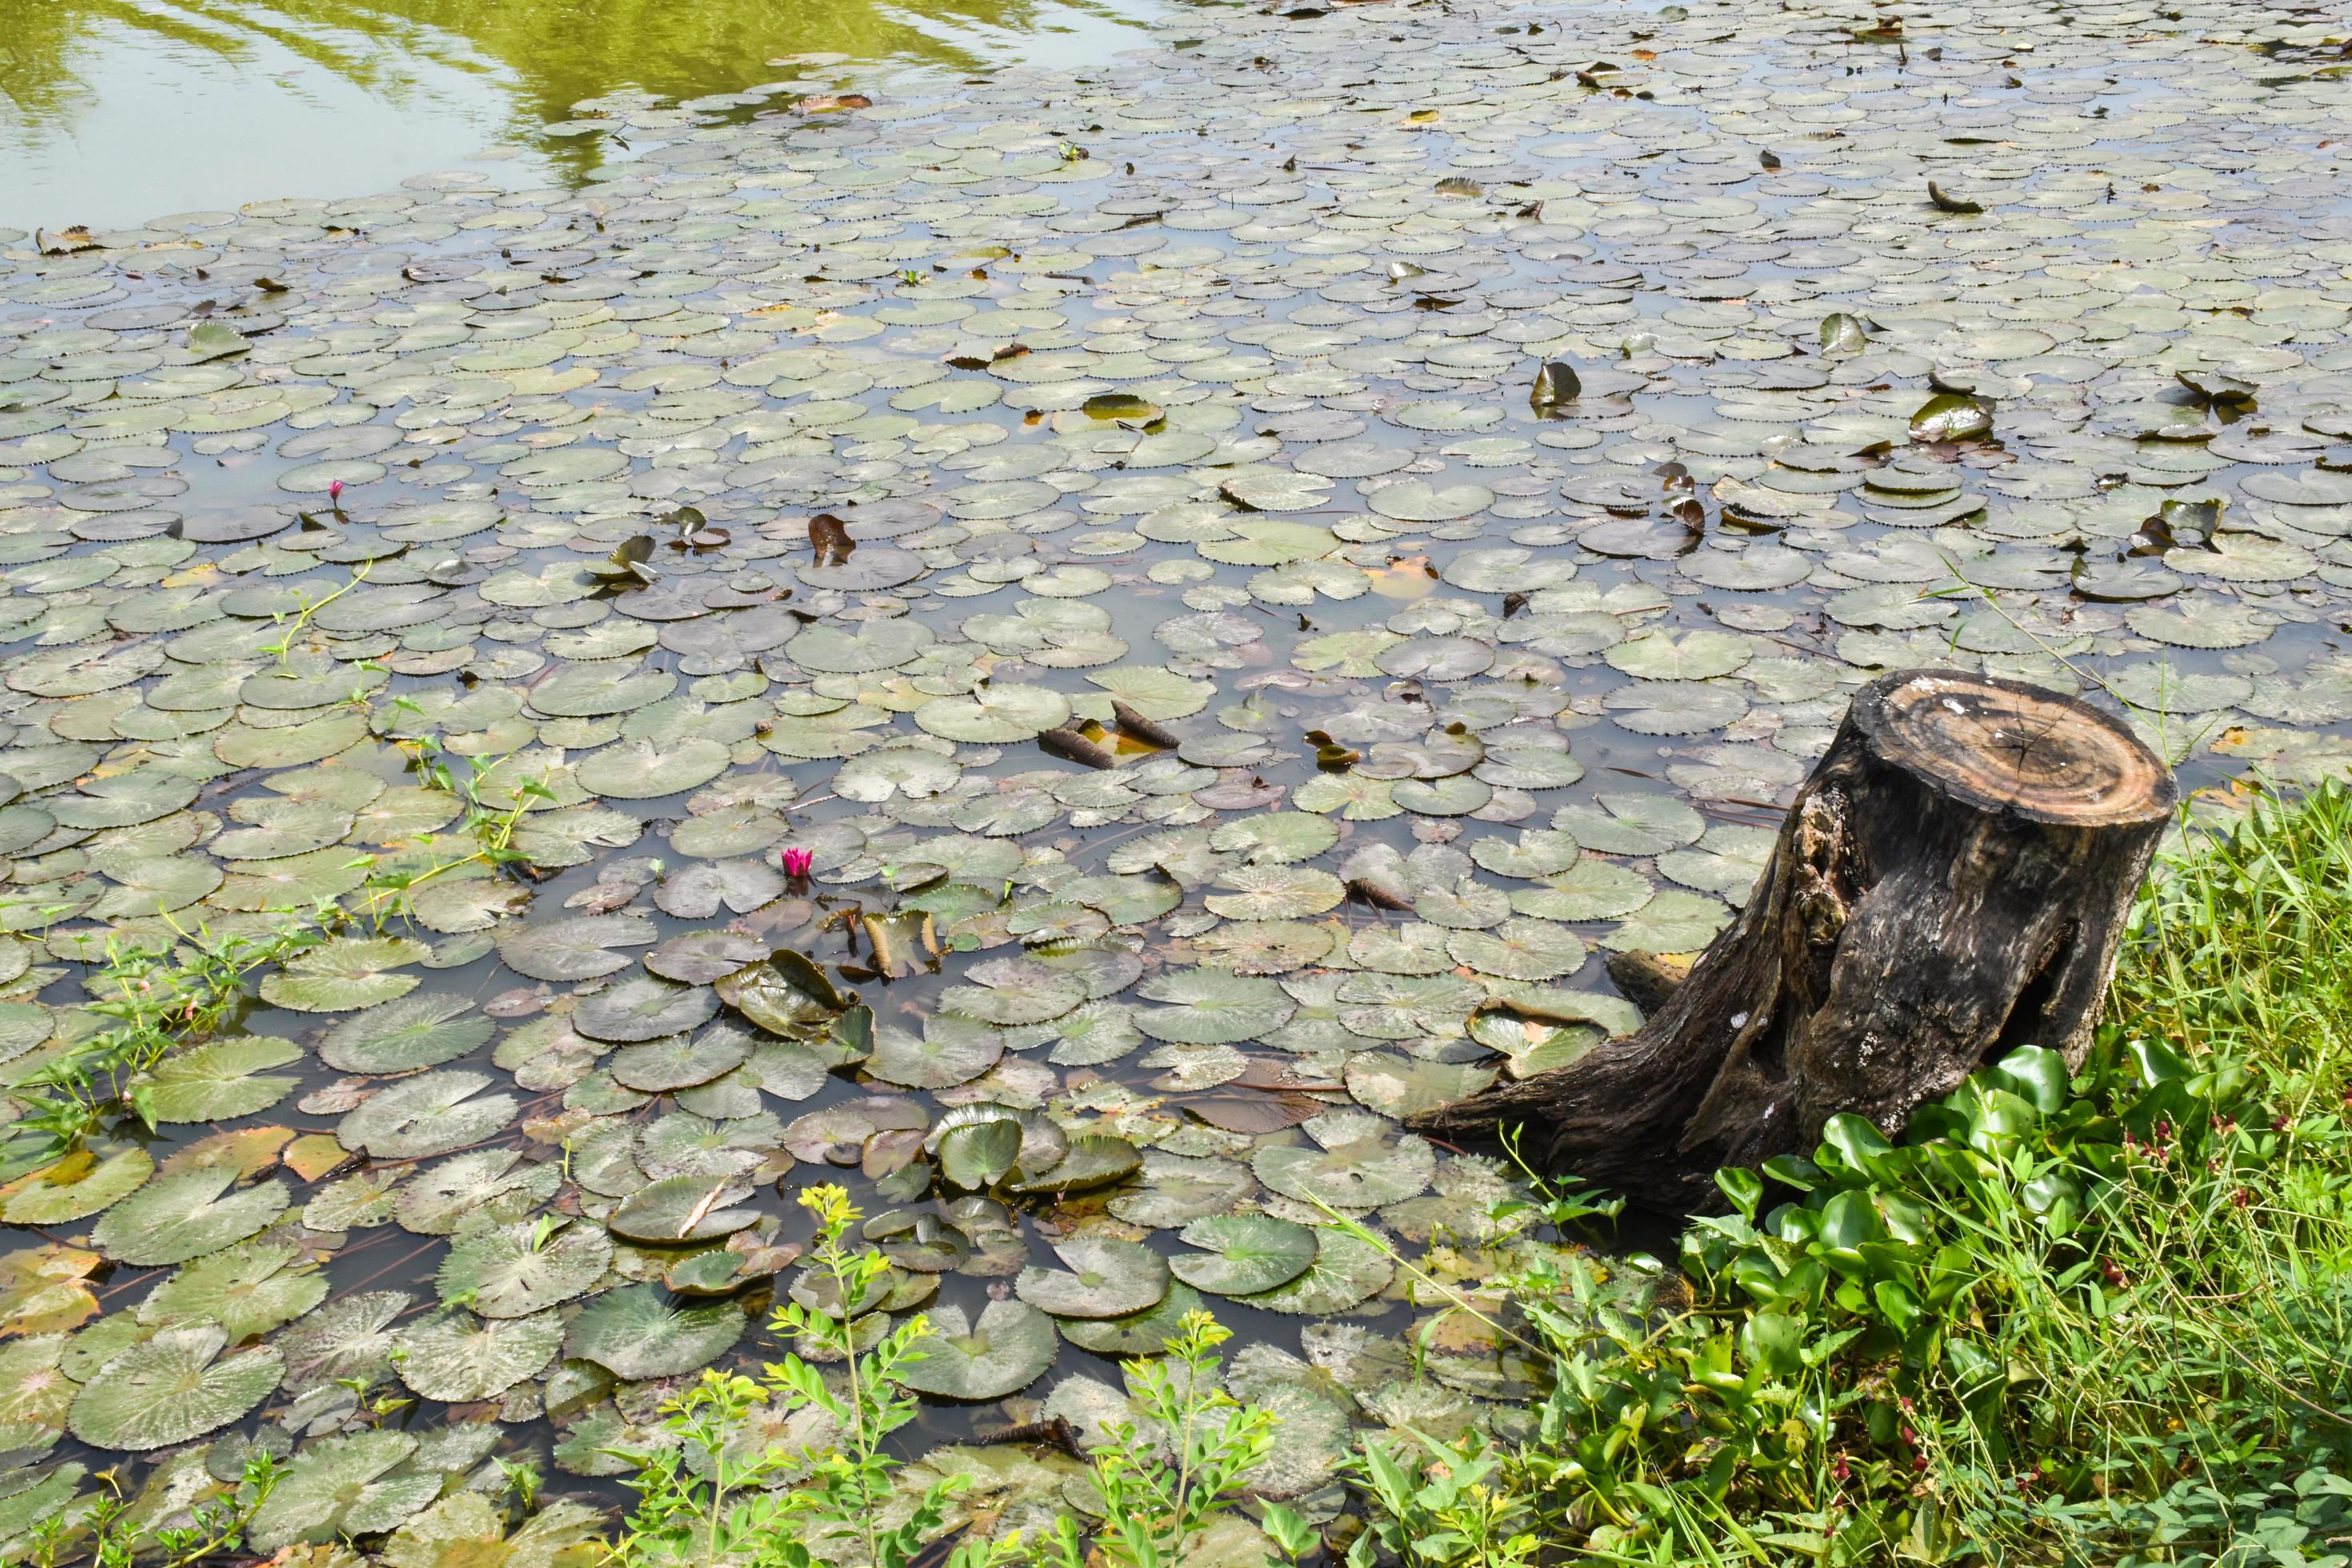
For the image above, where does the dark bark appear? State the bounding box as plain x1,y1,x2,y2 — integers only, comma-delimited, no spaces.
1407,668,2177,1210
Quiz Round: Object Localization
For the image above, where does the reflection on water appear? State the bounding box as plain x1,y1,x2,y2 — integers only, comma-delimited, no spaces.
0,0,1168,231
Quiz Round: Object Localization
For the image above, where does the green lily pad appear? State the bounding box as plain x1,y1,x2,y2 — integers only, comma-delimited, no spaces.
67,1324,281,1450
93,1164,288,1266
248,1430,442,1552
134,1036,302,1123
394,1309,563,1402
496,914,658,982
606,1176,761,1245
321,994,493,1074
897,1301,1056,1401
1,1146,154,1224
1252,1110,1434,1210
1136,968,1294,1044
438,1218,613,1318
574,976,721,1042
1015,1238,1170,1319
1169,1215,1317,1296
1054,1281,1211,1355
259,936,430,1013
562,1284,745,1380
138,1238,324,1341
1230,1226,1394,1314
337,1071,517,1160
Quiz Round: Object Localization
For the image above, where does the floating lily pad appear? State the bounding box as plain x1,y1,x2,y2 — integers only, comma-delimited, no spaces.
1170,1216,1318,1296
897,1301,1056,1400
394,1310,563,1403
563,1284,744,1380
438,1219,612,1318
68,1324,281,1450
1016,1238,1170,1319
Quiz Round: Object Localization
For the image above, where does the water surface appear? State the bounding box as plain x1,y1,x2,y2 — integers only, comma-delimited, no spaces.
0,0,1170,232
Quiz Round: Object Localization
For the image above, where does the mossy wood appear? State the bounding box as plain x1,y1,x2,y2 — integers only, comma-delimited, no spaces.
1410,670,2177,1208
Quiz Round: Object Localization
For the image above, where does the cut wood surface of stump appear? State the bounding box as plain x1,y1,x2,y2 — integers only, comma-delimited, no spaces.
1409,668,2178,1209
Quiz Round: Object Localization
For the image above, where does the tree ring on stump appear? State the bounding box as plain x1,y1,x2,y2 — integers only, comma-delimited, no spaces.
1858,671,2174,827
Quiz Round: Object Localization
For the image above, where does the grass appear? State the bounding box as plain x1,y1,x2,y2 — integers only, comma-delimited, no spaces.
1350,780,2352,1567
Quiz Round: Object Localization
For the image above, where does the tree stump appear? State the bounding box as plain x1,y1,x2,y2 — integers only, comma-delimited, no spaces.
1408,669,2177,1209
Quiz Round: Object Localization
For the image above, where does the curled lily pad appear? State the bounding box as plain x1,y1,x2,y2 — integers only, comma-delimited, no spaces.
1005,1134,1142,1196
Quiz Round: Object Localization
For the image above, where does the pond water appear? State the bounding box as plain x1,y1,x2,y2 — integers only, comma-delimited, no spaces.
0,0,1172,233
2,0,2352,1558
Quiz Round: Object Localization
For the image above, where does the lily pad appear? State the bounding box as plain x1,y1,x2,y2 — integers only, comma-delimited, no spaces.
67,1324,281,1450
1015,1237,1172,1319
896,1301,1056,1401
562,1284,745,1380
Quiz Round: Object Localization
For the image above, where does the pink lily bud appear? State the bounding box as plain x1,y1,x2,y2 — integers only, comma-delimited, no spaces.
780,846,814,879
329,479,344,503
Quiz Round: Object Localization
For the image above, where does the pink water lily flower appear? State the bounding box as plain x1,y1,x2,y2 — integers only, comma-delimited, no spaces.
328,479,344,503
780,846,814,878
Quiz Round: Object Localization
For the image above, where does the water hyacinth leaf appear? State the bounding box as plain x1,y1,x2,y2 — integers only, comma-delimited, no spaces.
394,1310,563,1403
67,1324,281,1450
1169,1216,1318,1296
562,1284,744,1380
1015,1238,1170,1319
895,1301,1055,1401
